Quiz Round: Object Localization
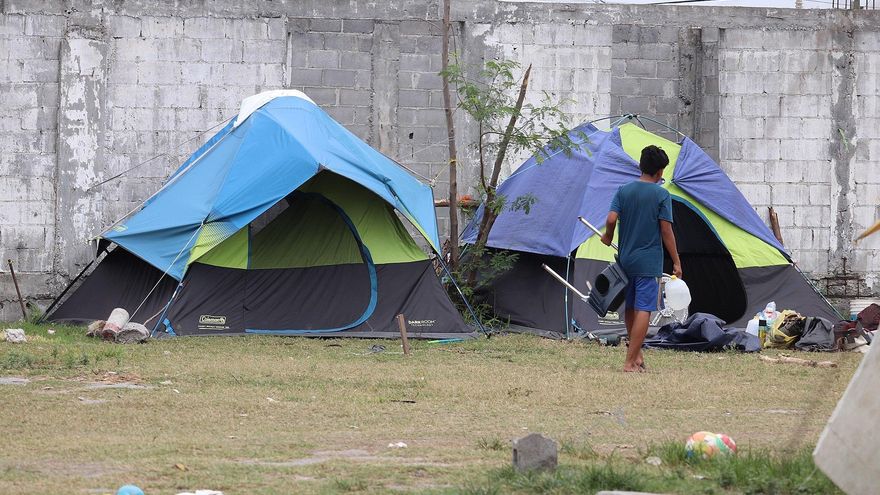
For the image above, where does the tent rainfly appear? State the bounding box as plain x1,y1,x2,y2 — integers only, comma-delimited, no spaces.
461,121,840,339
48,91,472,339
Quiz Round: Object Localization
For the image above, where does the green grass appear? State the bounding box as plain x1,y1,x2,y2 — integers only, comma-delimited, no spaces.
460,445,840,494
0,322,860,494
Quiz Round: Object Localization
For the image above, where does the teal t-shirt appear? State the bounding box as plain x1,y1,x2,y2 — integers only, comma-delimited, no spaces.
609,181,673,277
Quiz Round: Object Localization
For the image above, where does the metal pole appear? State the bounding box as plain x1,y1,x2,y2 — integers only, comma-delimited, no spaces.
541,264,589,301
7,259,27,320
578,217,618,251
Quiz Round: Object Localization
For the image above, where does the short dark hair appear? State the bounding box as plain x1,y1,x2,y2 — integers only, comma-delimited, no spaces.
640,145,669,176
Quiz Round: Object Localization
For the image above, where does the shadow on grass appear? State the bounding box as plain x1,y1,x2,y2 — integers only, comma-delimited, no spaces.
460,442,842,495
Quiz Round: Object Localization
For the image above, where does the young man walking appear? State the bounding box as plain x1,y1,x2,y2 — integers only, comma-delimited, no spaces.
600,145,682,373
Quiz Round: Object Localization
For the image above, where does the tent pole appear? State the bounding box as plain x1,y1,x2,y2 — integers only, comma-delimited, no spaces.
150,281,184,337
564,254,572,340
791,262,845,321
39,246,107,323
437,256,486,335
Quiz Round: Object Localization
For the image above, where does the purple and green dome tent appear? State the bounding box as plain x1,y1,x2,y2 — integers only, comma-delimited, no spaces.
48,91,471,338
461,120,840,338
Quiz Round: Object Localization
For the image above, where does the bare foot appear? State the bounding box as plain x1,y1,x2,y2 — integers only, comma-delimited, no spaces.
623,363,645,373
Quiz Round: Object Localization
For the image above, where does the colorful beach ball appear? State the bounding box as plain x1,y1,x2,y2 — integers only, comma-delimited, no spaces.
685,431,736,459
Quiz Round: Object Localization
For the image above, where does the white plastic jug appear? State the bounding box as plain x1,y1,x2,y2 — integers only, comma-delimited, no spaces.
664,276,691,311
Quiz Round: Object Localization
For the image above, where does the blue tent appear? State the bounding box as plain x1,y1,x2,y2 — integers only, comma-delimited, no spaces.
49,91,471,338
462,120,838,337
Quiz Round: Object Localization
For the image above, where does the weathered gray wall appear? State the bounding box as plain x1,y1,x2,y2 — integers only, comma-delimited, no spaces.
1,1,879,319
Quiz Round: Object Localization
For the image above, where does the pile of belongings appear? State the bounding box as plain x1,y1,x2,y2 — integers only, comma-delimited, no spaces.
643,303,876,353
644,313,761,352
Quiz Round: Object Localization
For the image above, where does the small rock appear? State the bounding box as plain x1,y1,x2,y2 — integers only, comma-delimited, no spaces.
645,456,662,466
47,328,55,335
116,322,149,344
4,328,26,343
160,380,173,385
387,441,408,449
172,389,180,394
163,350,172,356
512,433,557,472
267,397,278,403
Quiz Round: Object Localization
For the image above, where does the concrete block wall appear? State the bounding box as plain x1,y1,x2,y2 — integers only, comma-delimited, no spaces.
1,1,879,319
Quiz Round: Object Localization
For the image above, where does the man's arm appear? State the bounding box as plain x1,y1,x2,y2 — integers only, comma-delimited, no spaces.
660,220,682,278
601,211,618,247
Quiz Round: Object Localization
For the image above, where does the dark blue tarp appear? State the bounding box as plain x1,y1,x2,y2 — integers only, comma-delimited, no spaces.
461,123,789,259
644,312,761,352
672,138,787,254
460,124,639,257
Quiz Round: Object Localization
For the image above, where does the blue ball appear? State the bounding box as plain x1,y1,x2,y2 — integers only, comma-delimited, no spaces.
117,485,144,495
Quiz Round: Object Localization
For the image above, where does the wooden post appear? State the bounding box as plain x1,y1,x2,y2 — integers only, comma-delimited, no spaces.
396,314,411,356
7,260,27,320
768,207,784,246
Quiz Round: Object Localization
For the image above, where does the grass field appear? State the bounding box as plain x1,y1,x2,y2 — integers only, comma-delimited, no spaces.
0,322,861,494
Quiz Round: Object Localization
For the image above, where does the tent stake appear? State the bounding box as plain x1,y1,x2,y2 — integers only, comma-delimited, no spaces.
396,314,411,355
7,260,27,320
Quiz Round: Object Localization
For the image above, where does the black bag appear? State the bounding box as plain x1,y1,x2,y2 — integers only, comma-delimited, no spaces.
795,317,835,352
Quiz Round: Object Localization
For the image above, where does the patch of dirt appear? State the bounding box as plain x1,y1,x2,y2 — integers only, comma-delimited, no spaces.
3,460,128,479
238,449,450,468
0,376,29,385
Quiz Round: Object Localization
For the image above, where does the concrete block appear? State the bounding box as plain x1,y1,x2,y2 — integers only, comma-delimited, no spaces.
141,16,184,38
301,87,337,105
702,27,721,44
728,117,765,139
24,14,66,37
114,38,159,62
854,31,880,52
257,63,284,86
339,89,370,106
639,43,674,61
721,28,764,50
137,61,181,85
727,162,766,182
219,63,262,85
612,24,637,44
155,38,201,62
267,18,285,40
342,19,374,34
780,139,831,161
20,59,58,83
626,59,656,78
201,39,243,63
231,18,270,40
638,27,660,44
242,40,285,63
157,85,199,108
856,72,879,96
179,62,214,84
620,96,651,114
309,19,342,33
341,51,372,70
613,41,640,60
741,139,779,161
323,68,357,87
290,68,323,86
0,14,26,37
308,49,339,69
772,183,811,206
656,61,679,79
184,17,230,39
575,25,611,47
110,83,157,108
325,106,355,124
764,161,804,183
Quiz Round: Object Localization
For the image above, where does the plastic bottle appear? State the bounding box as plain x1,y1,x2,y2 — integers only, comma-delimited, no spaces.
758,318,767,347
664,276,692,311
